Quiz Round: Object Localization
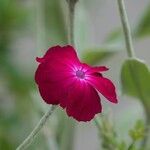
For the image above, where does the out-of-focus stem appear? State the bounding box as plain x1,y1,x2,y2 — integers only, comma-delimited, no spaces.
67,0,78,46
36,0,46,55
58,1,78,150
16,106,56,150
117,0,135,58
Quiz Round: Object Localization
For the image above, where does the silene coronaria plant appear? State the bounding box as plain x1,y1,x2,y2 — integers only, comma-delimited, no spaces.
16,0,150,150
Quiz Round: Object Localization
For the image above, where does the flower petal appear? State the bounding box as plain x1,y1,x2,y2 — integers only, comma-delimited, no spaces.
63,81,102,121
91,66,109,72
35,61,75,85
86,66,109,75
38,83,59,104
87,76,118,103
37,76,76,104
36,45,79,65
35,45,80,85
35,45,80,104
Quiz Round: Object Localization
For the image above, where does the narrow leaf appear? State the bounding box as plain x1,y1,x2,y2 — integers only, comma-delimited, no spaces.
135,3,150,37
82,45,122,65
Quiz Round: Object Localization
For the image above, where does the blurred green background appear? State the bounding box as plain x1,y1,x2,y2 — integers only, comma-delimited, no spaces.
0,0,150,150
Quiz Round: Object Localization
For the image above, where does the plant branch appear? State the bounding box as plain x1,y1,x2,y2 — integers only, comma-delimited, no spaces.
66,0,78,46
117,0,150,147
57,1,78,150
117,0,135,58
16,106,56,150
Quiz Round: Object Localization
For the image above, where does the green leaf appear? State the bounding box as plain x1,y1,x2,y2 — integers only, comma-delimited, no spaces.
105,28,123,43
0,0,27,31
0,0,28,52
81,28,125,65
135,3,150,37
82,50,114,65
82,45,122,65
121,58,150,104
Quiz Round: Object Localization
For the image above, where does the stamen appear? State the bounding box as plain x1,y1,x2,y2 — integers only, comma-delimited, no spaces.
76,70,85,79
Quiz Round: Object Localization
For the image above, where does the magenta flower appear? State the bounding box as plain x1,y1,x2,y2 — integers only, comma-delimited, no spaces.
35,45,117,121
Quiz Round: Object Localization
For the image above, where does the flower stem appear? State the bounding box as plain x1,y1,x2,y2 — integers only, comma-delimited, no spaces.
66,0,78,46
36,0,46,54
117,0,135,58
117,0,150,147
57,1,78,150
16,106,56,150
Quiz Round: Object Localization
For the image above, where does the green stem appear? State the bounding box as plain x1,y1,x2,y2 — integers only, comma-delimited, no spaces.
128,141,135,150
117,0,135,58
94,118,101,131
117,0,150,147
94,117,118,150
57,1,78,150
36,0,46,55
16,106,56,150
67,0,78,46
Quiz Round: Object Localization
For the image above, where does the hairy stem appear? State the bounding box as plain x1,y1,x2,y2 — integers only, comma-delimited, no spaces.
36,0,46,54
67,0,78,46
117,0,150,148
117,0,135,58
16,106,56,150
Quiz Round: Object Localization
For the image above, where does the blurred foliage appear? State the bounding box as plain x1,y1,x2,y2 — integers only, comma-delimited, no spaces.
82,48,115,65
82,30,124,64
0,0,27,55
135,3,150,37
0,0,150,150
129,120,145,142
44,0,68,46
95,115,121,150
128,120,146,150
0,0,37,149
0,0,27,31
95,116,147,150
82,0,150,65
